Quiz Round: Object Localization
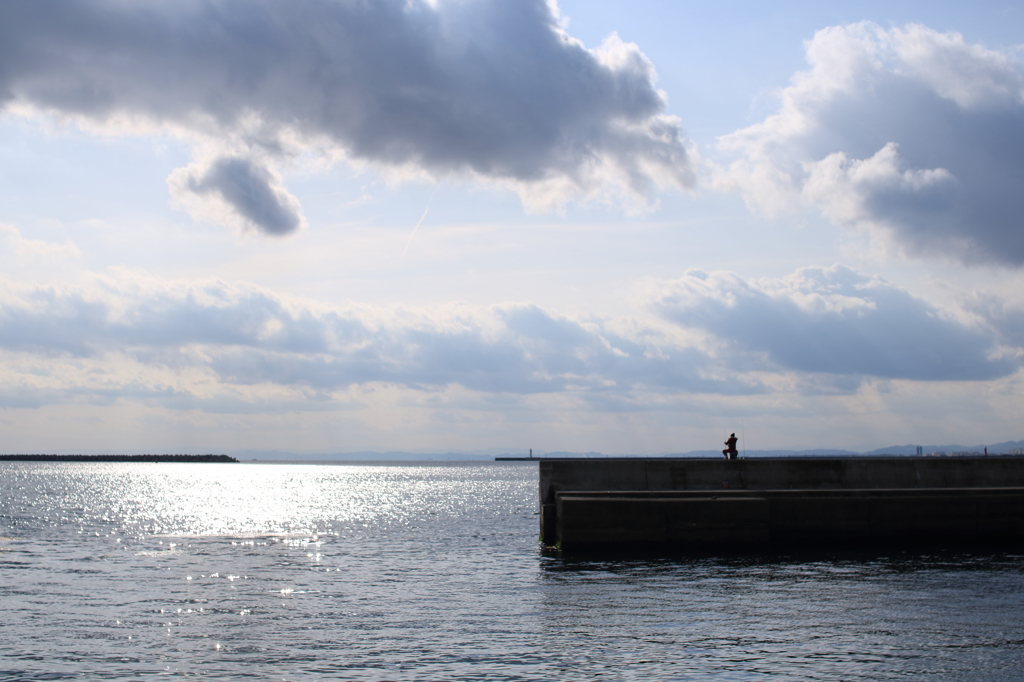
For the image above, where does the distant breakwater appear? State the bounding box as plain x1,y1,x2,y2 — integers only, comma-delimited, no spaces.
0,454,238,463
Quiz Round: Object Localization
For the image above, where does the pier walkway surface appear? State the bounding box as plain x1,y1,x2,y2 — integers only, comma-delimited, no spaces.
531,456,1024,549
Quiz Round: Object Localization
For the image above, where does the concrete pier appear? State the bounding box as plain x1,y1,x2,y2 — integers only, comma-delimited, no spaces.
538,457,1024,549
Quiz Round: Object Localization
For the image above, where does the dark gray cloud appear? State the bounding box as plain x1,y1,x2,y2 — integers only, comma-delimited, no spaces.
719,23,1024,266
0,0,694,227
182,156,304,235
653,265,1015,381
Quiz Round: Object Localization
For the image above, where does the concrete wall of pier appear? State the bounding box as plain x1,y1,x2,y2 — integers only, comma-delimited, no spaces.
538,457,1024,549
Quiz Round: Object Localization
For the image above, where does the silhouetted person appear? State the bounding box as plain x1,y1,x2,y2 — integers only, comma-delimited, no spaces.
723,433,739,460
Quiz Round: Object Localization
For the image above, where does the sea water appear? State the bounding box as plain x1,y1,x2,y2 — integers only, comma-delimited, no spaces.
2,460,1023,681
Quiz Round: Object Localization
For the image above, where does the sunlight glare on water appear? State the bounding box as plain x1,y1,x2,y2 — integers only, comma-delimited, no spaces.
8,461,510,537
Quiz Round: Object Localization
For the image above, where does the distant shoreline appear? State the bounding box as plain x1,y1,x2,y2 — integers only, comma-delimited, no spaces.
0,454,238,463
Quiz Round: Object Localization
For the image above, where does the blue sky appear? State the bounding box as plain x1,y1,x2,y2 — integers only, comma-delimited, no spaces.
1,0,1023,455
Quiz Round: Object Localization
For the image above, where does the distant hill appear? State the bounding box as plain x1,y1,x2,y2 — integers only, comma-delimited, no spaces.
863,440,1024,455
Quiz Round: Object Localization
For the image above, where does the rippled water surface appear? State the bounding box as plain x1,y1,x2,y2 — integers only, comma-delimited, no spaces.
2,461,1024,681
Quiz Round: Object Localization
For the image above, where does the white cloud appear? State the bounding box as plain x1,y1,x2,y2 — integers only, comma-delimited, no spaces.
651,264,1015,381
0,224,80,261
0,0,696,232
718,22,1024,265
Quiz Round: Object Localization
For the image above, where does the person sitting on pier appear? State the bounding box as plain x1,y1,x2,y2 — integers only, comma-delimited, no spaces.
723,433,739,460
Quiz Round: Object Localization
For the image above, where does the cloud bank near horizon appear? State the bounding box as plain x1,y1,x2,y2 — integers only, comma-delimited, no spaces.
653,265,1016,382
718,22,1024,266
0,0,695,234
0,276,757,409
0,264,1016,413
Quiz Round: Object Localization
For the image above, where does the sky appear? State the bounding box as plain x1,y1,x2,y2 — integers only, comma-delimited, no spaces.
1,0,1023,455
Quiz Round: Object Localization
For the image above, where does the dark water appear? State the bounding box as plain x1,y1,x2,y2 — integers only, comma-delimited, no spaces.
2,461,1023,681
